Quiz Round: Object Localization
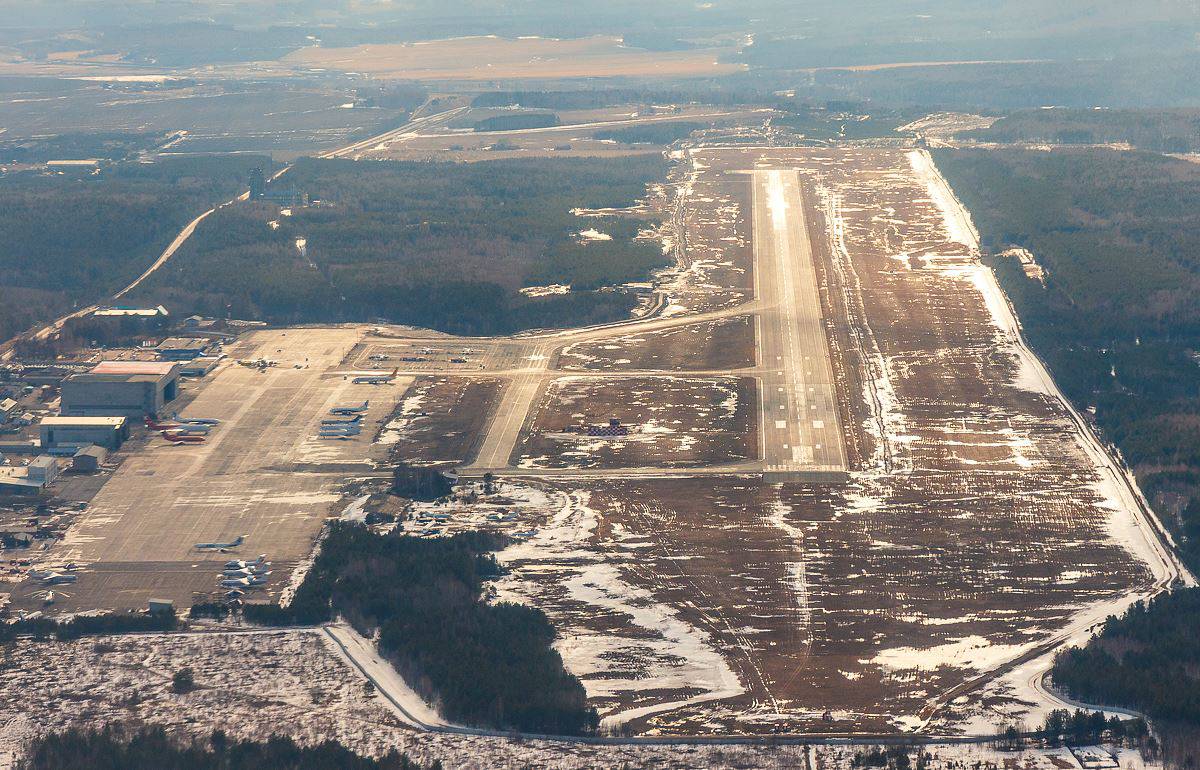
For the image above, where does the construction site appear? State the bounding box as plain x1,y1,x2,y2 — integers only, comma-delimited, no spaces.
0,141,1188,737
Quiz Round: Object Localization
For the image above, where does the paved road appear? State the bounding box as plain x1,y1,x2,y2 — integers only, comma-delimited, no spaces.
749,169,848,480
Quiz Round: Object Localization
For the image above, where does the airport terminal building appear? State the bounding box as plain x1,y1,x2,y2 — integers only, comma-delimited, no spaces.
60,362,180,419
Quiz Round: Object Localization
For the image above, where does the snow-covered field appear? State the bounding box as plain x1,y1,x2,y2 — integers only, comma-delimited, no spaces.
0,628,1164,770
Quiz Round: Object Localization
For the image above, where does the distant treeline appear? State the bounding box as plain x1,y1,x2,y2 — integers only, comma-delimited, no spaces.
934,147,1200,573
473,113,560,132
22,725,436,770
967,109,1200,153
470,88,765,110
0,131,167,164
244,524,597,735
593,122,705,145
131,156,669,336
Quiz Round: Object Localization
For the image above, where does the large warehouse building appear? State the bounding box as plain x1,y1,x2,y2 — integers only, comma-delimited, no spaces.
40,416,129,450
60,362,180,418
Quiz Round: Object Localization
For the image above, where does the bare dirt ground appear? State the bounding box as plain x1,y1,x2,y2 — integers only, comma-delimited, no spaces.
558,316,756,372
654,150,756,317
515,376,757,469
277,36,743,81
379,376,501,467
430,145,1176,734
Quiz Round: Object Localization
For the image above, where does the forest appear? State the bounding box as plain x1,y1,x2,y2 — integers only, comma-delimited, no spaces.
934,148,1200,573
593,122,705,145
1052,589,1200,725
243,523,596,735
21,725,435,770
473,113,560,132
130,156,669,335
0,155,272,342
967,109,1200,153
470,88,766,110
0,131,166,164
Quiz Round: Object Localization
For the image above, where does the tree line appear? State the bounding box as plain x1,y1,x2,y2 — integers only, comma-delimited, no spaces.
933,147,1200,573
20,725,436,770
130,156,668,335
243,523,597,735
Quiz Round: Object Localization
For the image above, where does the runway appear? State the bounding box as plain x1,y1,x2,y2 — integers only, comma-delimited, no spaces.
748,169,848,479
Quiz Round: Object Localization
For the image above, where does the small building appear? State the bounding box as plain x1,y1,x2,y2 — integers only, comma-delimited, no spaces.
155,336,211,361
184,315,219,331
26,456,59,485
91,305,169,319
179,355,222,377
586,418,630,437
41,416,129,450
147,598,175,615
71,445,108,472
60,361,180,418
0,398,17,423
0,456,58,494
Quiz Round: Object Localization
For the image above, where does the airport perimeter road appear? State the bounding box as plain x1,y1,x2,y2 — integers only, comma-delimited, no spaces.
749,169,848,480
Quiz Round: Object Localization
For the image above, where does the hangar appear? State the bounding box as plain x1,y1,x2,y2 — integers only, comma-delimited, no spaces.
60,362,180,419
40,416,129,450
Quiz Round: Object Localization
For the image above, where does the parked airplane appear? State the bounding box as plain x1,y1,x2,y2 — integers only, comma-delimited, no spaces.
225,555,268,570
163,431,205,444
219,574,268,589
145,417,182,431
320,424,361,434
178,416,220,425
38,572,77,585
195,535,245,550
321,414,363,425
223,567,271,578
330,401,369,415
352,368,398,385
172,424,210,435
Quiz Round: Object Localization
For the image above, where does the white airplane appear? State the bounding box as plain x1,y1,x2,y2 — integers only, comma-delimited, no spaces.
320,425,361,436
352,368,398,385
171,414,220,425
330,401,369,415
321,414,362,425
219,573,268,589
225,555,268,570
223,567,271,578
195,535,245,550
38,573,77,585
